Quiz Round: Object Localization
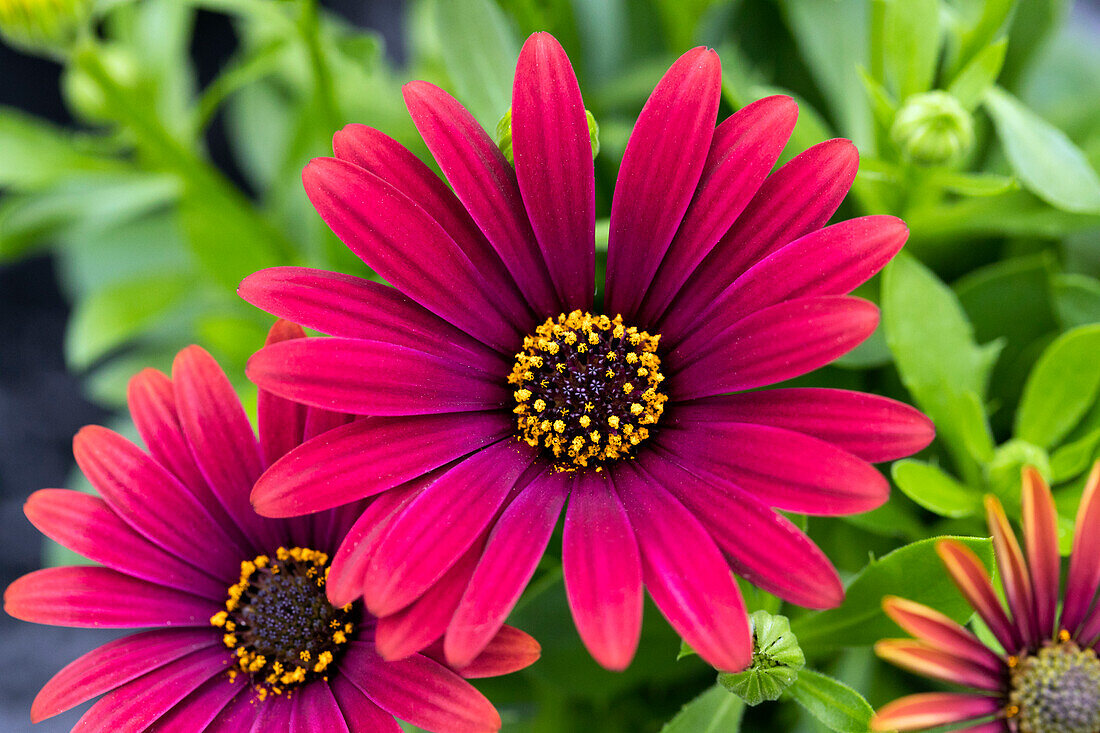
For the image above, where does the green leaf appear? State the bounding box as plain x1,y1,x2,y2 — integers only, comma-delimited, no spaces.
1015,324,1100,449
1052,274,1100,329
927,169,1017,197
0,108,122,189
947,38,1007,111
983,86,1100,214
433,0,520,130
786,668,875,733
660,685,744,733
881,0,941,99
1051,428,1100,483
947,0,1014,79
892,459,982,518
792,536,994,650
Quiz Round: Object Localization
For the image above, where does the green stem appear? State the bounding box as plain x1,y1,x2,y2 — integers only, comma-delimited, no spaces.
298,0,342,132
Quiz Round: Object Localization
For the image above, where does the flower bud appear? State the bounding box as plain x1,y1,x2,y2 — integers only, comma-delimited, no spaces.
717,610,805,705
0,0,91,54
496,107,600,164
62,44,141,123
890,91,975,166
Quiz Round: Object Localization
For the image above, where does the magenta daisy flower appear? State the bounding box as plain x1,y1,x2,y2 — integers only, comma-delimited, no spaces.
873,464,1100,732
3,322,538,732
240,32,933,673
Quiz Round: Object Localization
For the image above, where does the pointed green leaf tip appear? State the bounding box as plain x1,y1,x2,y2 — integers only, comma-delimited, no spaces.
717,611,805,706
496,107,600,164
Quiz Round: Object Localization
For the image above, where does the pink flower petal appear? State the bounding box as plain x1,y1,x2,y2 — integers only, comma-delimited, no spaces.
24,489,225,601
875,639,1003,691
72,425,248,576
512,33,594,311
614,462,752,672
672,389,933,463
659,138,859,343
1021,467,1061,640
330,674,402,733
72,646,232,733
637,95,798,325
361,442,537,616
5,566,216,628
1063,461,1100,634
639,450,842,608
656,422,889,515
985,495,1038,644
403,80,560,316
257,320,310,467
31,628,217,722
605,47,721,319
871,692,1003,731
252,413,512,517
290,682,350,733
341,642,501,733
248,337,507,416
146,672,247,732
332,123,529,320
303,157,527,352
882,597,1004,675
446,470,569,667
669,295,879,398
937,539,1023,654
562,470,643,671
442,625,541,679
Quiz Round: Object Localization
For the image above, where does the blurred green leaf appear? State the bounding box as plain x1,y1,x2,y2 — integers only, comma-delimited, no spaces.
785,668,874,733
433,0,520,130
946,38,1006,111
984,86,1100,214
1052,274,1100,329
1015,324,1100,449
947,0,1014,80
660,685,744,733
892,459,981,518
881,0,941,100
0,108,122,189
999,0,1069,88
1051,428,1100,483
927,169,1016,197
792,536,994,650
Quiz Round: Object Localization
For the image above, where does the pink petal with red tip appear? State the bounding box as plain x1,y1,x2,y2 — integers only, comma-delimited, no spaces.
606,46,721,319
1021,467,1061,640
73,646,232,733
252,412,512,517
403,80,559,316
985,495,1038,644
659,138,859,343
882,596,1004,675
5,566,215,628
361,442,537,616
669,296,880,399
562,470,643,671
248,337,507,416
672,389,934,463
31,628,216,722
446,470,569,666
257,320,309,466
512,32,594,311
290,683,350,733
330,674,402,733
640,450,842,608
1063,461,1100,634
657,422,889,515
340,642,502,733
872,692,1003,731
238,268,507,370
937,539,1023,653
303,157,526,352
875,639,1003,691
638,95,798,325
615,462,752,672
146,672,247,732
73,425,247,576
332,124,528,318
671,215,906,355
24,489,225,600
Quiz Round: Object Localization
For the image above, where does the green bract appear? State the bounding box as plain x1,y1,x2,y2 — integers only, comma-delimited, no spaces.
718,611,805,705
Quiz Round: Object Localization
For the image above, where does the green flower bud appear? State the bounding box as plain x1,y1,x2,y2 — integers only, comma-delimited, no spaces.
717,610,805,706
0,0,91,54
890,91,975,166
62,44,141,123
495,107,600,164
987,440,1052,506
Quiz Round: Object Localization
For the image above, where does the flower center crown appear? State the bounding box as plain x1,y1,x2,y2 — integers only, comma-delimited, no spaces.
1008,640,1100,733
211,547,354,698
509,311,667,469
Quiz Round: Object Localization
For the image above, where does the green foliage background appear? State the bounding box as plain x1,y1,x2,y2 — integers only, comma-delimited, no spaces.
2,0,1099,730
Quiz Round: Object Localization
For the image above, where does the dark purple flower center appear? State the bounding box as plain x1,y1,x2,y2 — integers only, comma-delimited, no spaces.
1008,640,1100,733
211,547,354,697
508,311,667,469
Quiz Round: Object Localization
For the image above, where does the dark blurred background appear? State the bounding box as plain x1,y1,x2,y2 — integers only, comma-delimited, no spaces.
0,2,403,729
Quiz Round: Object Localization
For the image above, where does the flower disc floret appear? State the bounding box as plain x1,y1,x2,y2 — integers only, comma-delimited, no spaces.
1008,640,1100,733
509,311,667,469
212,546,354,698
